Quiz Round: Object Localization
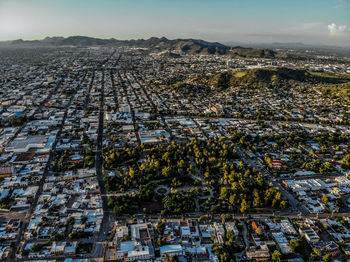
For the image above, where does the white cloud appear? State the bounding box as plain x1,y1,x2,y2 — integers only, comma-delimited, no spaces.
328,23,347,36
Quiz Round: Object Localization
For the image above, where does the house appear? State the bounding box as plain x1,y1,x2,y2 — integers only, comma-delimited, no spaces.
50,242,66,255
225,222,239,236
246,245,270,261
299,227,320,243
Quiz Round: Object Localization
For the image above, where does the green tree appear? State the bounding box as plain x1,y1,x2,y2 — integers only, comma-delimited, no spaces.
66,217,75,225
341,154,350,169
272,250,281,262
280,200,288,209
252,188,261,208
323,253,331,262
156,221,166,235
289,239,300,251
321,195,329,205
220,187,231,200
320,162,333,173
162,166,171,177
129,167,135,178
240,199,249,213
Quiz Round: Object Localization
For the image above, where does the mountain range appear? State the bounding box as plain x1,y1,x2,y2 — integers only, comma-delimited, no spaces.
0,36,276,57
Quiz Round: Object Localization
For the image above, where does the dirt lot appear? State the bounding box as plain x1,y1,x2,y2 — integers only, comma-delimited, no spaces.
0,211,27,221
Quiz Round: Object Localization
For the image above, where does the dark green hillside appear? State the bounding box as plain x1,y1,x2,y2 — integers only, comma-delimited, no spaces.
207,67,350,102
229,46,276,58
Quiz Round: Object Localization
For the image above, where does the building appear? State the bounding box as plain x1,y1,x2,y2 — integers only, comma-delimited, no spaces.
246,245,270,261
299,227,320,243
160,244,184,257
6,135,55,153
225,222,239,236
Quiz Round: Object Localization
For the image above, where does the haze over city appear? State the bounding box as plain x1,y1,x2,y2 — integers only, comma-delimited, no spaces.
0,0,350,46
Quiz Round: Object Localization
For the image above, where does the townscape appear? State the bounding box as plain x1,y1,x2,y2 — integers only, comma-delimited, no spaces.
0,39,349,262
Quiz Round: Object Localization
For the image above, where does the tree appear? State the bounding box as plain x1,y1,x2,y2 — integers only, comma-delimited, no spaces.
220,187,231,200
252,189,261,208
335,197,343,209
321,195,329,205
66,217,75,225
162,192,195,214
156,221,166,235
139,163,146,171
226,231,236,244
272,250,281,262
162,166,171,177
198,215,209,222
129,167,135,178
280,200,288,209
169,256,179,262
341,154,350,169
309,252,318,262
256,227,262,235
289,239,300,251
240,199,249,213
229,194,237,206
30,244,43,253
81,216,88,224
113,206,121,216
320,161,333,173
323,253,331,262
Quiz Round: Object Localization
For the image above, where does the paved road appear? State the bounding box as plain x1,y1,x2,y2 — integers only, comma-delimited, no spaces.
240,219,249,247
91,51,117,260
95,69,109,211
101,189,139,197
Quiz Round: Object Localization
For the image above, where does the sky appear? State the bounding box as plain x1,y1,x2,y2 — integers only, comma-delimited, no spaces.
0,0,349,46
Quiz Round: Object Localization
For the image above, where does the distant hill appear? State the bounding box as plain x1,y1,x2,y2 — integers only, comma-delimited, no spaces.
208,67,350,101
59,36,119,46
228,46,276,58
126,37,230,55
158,50,182,58
0,36,276,57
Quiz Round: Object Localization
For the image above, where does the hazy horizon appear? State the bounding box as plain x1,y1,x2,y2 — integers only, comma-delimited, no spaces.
0,0,350,47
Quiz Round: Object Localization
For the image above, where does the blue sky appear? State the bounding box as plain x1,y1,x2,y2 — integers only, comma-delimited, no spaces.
0,0,349,46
